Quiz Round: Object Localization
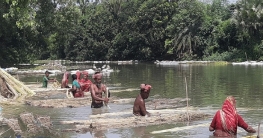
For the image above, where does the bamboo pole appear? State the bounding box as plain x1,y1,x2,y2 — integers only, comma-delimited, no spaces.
104,87,110,108
257,123,260,138
184,77,190,122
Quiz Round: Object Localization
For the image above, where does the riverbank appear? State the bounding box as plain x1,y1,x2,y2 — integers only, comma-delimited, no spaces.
7,60,263,76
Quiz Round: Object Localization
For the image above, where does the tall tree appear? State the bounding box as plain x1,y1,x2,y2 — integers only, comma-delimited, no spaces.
0,1,37,66
165,0,205,60
233,0,263,59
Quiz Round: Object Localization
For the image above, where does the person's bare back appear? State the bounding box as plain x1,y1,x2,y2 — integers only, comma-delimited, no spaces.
133,84,152,116
133,94,149,116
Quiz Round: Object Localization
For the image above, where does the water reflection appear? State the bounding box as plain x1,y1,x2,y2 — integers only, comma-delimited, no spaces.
132,126,151,138
91,107,110,115
91,130,107,138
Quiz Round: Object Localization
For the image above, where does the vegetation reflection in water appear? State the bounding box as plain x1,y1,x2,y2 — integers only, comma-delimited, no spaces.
2,63,263,137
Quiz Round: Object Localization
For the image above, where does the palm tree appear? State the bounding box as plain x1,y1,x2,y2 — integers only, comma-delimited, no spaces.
233,0,263,33
166,0,204,59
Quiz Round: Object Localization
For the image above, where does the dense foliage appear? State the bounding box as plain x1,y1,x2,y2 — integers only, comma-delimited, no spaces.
1,0,263,65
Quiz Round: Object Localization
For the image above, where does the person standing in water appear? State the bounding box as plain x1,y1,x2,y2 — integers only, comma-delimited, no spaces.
80,71,92,92
69,74,84,98
209,96,256,137
133,84,152,116
42,71,56,88
90,72,109,108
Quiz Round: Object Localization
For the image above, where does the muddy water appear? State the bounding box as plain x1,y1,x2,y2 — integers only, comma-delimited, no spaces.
2,63,263,137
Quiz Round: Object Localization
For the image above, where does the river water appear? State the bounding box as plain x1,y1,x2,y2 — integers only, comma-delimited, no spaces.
1,62,263,138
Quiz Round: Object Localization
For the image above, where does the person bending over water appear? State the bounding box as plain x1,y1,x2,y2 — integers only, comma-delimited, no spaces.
209,96,256,137
90,72,109,108
133,84,152,116
61,72,70,88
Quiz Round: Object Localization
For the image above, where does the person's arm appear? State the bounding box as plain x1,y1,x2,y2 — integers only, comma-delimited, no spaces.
102,84,107,94
69,80,80,92
83,86,89,92
83,81,92,92
139,99,150,116
237,114,256,133
102,84,111,97
48,77,56,82
44,76,48,82
90,84,109,102
78,81,83,88
69,84,77,92
209,111,218,131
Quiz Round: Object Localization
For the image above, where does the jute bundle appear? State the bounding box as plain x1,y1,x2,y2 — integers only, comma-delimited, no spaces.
6,82,18,99
52,80,61,89
0,68,35,96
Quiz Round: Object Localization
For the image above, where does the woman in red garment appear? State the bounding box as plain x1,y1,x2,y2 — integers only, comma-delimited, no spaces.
61,72,70,88
76,71,82,82
80,71,93,92
209,96,256,137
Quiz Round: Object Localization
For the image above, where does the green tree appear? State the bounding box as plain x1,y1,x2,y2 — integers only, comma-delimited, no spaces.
165,0,205,60
233,0,263,60
0,1,38,66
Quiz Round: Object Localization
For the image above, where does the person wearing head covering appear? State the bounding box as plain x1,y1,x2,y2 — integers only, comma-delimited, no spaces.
80,71,93,92
42,71,56,88
209,96,256,137
76,71,82,82
90,72,109,108
61,72,70,88
69,74,84,98
133,84,152,116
